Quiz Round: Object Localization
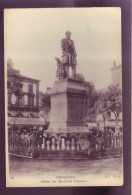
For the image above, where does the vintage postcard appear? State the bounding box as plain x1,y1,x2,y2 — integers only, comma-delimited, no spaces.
4,8,123,187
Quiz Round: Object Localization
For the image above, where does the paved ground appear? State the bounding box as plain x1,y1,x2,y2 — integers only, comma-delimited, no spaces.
9,156,123,178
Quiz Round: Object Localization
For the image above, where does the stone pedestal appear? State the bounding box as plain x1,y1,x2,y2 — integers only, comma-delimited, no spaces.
46,78,88,134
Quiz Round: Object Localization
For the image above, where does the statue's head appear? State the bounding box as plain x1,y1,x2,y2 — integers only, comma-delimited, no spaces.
65,31,71,39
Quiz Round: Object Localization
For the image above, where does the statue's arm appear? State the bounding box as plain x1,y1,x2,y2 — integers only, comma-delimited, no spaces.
72,41,77,57
61,39,66,51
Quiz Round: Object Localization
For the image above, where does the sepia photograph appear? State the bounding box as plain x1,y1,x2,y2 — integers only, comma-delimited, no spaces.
4,8,123,187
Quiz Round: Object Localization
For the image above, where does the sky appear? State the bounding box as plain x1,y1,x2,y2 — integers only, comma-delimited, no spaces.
4,8,121,92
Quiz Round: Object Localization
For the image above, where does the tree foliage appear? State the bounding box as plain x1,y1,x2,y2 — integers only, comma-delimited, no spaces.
7,58,23,95
94,85,122,130
105,85,122,116
40,93,51,123
41,93,51,111
105,85,122,130
7,59,24,126
83,81,99,122
94,91,109,128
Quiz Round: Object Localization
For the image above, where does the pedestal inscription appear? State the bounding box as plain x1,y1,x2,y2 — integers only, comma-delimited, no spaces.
46,78,88,133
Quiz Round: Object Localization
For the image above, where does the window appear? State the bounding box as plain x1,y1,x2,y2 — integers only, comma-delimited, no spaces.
17,96,23,106
28,84,34,106
28,84,33,93
28,96,34,106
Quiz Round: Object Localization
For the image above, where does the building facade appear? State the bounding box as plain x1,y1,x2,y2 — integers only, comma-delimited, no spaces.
8,69,40,119
111,60,122,89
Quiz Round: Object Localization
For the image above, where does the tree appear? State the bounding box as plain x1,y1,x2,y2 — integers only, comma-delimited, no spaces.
40,93,51,124
94,91,109,129
7,58,23,129
7,58,23,96
105,85,122,132
83,81,99,122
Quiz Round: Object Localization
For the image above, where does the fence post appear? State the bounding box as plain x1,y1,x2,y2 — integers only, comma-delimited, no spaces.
31,131,38,158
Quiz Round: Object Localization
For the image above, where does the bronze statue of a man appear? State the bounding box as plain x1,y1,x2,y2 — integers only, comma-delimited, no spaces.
61,31,77,78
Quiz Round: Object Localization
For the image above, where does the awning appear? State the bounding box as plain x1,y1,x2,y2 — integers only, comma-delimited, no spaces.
8,117,45,125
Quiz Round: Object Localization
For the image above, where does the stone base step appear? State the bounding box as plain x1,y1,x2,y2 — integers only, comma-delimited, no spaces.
9,149,122,160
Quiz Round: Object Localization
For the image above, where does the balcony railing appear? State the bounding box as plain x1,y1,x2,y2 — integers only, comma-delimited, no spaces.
8,104,39,112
